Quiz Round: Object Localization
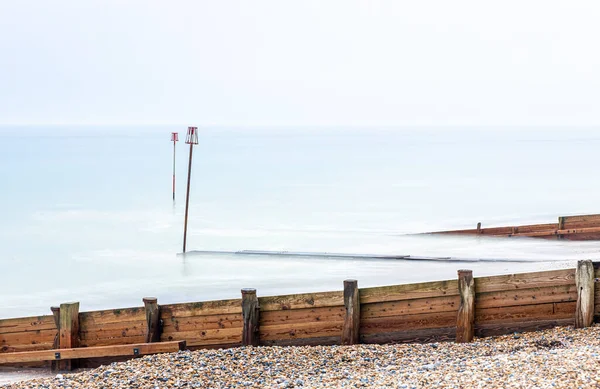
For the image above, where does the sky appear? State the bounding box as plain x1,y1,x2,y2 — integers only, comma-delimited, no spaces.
0,0,599,127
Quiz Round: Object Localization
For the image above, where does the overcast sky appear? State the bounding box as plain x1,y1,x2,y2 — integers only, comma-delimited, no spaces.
0,0,599,126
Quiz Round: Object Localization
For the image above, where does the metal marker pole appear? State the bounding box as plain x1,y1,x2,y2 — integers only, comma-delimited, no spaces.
183,142,193,252
172,139,176,201
182,127,198,253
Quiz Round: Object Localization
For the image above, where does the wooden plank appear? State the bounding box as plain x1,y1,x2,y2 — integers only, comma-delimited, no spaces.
258,291,343,312
359,279,459,304
456,270,474,343
143,297,161,343
575,260,595,328
475,284,577,309
0,329,58,346
79,326,146,340
475,268,575,294
341,280,360,345
511,223,558,234
187,342,241,351
161,328,242,346
241,289,259,346
79,319,146,333
260,336,340,347
476,302,575,324
361,295,458,319
0,341,186,364
260,307,344,327
80,336,147,348
563,214,600,229
0,316,56,334
160,299,242,318
1,343,54,354
79,307,145,326
361,326,455,344
360,311,457,335
259,321,343,341
475,318,574,337
361,295,458,320
163,314,243,332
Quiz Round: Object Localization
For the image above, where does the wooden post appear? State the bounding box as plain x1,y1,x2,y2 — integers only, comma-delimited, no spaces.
557,216,565,240
456,270,475,343
575,260,595,328
241,289,259,346
342,279,360,345
143,297,161,343
58,302,79,371
50,306,60,372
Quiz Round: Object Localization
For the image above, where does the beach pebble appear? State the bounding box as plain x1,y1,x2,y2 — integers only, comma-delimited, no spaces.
3,325,600,388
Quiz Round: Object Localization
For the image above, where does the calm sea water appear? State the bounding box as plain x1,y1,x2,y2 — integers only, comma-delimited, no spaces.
1,126,599,317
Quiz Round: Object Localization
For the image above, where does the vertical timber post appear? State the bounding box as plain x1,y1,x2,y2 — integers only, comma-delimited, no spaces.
557,216,565,240
241,288,260,346
575,260,594,328
143,297,161,343
342,279,360,345
58,302,79,371
456,270,475,343
50,306,60,372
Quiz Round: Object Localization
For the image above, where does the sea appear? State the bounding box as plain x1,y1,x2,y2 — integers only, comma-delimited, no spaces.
1,126,599,318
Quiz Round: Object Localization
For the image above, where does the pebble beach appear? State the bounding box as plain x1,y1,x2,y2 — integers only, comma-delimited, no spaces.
2,325,600,388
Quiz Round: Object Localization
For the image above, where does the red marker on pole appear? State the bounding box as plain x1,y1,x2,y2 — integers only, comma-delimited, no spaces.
171,132,179,201
182,126,198,253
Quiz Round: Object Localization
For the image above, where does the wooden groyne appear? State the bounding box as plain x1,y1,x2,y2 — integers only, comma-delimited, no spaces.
426,213,600,240
1,261,599,371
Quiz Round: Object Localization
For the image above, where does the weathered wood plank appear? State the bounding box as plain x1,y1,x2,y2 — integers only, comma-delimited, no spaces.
260,336,341,347
163,314,243,332
0,330,62,346
80,336,147,348
258,291,343,312
360,311,457,335
0,316,57,334
359,279,459,304
456,270,474,343
160,299,242,318
475,268,575,294
241,289,260,346
260,307,344,327
259,322,343,341
0,341,186,364
563,214,600,229
475,285,577,309
361,327,456,344
575,260,595,328
79,326,146,340
79,308,145,326
475,318,574,337
361,295,458,319
0,343,54,354
161,328,242,346
79,319,146,333
342,280,360,345
476,302,575,324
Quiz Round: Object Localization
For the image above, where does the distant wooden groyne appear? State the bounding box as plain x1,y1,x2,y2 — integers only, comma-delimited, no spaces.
1,261,599,372
426,213,600,240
